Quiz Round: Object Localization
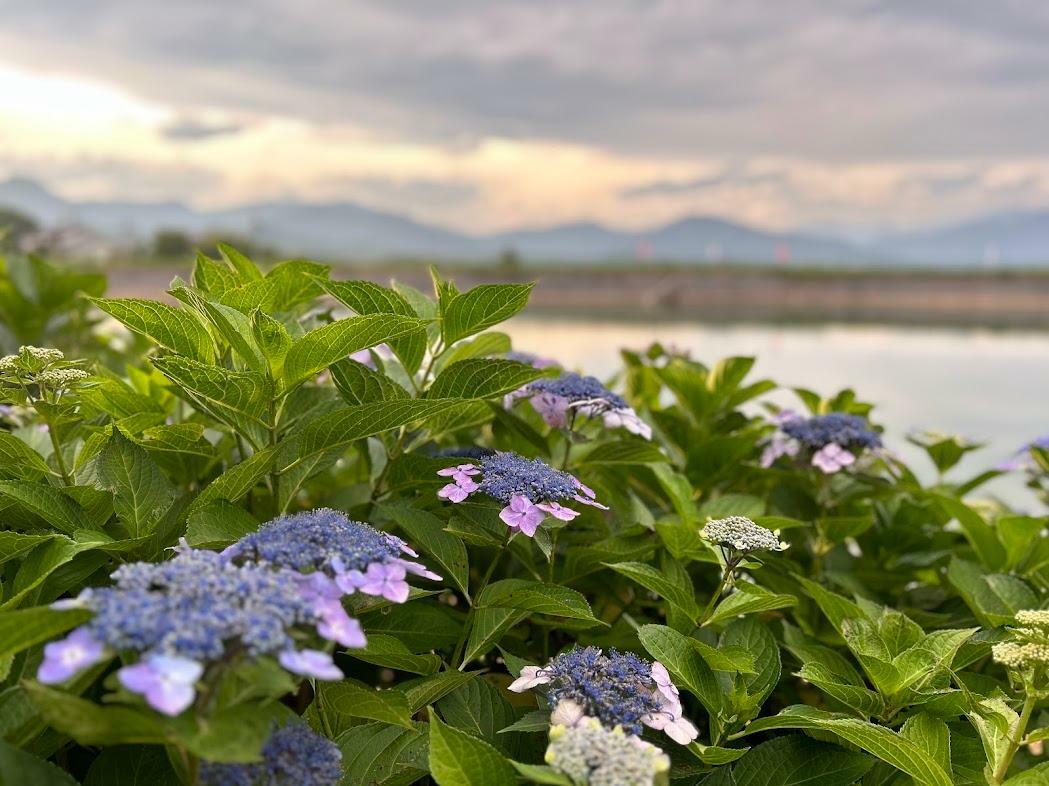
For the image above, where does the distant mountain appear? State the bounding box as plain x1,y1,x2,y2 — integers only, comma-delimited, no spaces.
1,177,1048,266
875,210,1049,267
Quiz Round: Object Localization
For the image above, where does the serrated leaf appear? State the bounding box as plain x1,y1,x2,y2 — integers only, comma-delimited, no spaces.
463,608,529,665
606,561,701,623
428,714,517,786
0,432,54,480
707,582,797,626
91,297,214,362
96,430,175,538
292,399,463,465
405,672,477,713
0,480,92,534
436,679,517,752
190,447,277,512
731,735,874,786
331,358,409,406
84,746,181,786
379,501,469,597
316,680,414,729
427,358,542,400
477,579,601,623
582,440,668,465
322,278,427,374
636,624,725,722
442,283,534,345
348,633,442,675
184,501,258,549
0,738,79,786
173,286,266,370
946,558,1038,627
24,682,169,747
0,531,61,566
737,705,953,786
282,314,424,387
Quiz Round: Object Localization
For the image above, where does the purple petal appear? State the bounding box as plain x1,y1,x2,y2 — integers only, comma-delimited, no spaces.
145,681,196,716
438,483,469,503
279,649,345,680
536,502,579,521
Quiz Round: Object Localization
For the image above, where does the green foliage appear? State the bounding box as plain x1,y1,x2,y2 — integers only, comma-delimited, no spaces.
0,248,1045,785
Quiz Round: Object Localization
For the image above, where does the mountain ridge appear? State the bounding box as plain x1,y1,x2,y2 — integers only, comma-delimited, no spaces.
1,177,1047,266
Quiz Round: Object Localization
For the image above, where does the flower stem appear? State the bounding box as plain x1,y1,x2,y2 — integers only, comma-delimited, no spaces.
451,536,508,669
698,554,739,625
991,677,1037,785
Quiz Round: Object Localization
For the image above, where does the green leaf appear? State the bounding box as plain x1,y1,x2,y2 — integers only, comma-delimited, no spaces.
24,682,169,747
731,735,874,786
173,286,266,370
217,243,263,281
427,359,542,400
442,332,512,367
348,633,442,675
0,606,91,661
462,608,529,665
250,309,293,378
0,432,54,480
900,713,952,778
405,672,477,713
0,480,92,534
330,358,409,406
442,283,534,345
721,617,781,723
292,399,463,464
335,721,428,786
707,582,797,626
84,746,181,786
0,738,79,786
797,576,868,633
436,678,517,752
282,314,424,387
931,494,1007,570
737,705,953,786
510,761,572,785
581,440,668,466
606,561,701,623
96,430,175,538
91,297,214,362
428,714,517,786
0,531,61,566
190,447,277,513
184,501,258,549
321,278,427,373
477,579,601,623
946,558,1038,627
316,680,414,729
379,501,469,597
636,624,724,721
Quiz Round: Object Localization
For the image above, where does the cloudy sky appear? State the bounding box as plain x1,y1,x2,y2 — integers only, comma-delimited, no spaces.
2,0,1049,233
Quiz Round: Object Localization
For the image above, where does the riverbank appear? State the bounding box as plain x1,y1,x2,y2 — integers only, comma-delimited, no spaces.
103,262,1049,329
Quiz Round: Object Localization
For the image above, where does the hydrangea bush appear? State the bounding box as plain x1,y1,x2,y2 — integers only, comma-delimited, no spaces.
0,246,1046,785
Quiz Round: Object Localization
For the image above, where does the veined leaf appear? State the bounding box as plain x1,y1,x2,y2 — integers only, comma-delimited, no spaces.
707,582,796,626
606,560,701,623
427,359,542,400
316,680,414,730
0,480,92,534
442,283,534,345
731,735,874,786
330,358,409,406
428,714,517,786
477,579,601,623
379,501,469,597
282,314,424,387
347,633,442,676
0,606,91,661
0,432,54,480
96,430,175,538
637,624,725,722
189,447,277,512
91,297,213,362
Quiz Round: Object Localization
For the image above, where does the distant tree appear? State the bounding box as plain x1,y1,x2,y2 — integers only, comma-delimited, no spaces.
152,229,193,258
498,247,522,272
0,207,39,249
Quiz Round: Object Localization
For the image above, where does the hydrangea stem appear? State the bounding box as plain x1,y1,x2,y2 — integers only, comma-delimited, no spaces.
451,534,509,669
991,677,1037,785
699,554,741,626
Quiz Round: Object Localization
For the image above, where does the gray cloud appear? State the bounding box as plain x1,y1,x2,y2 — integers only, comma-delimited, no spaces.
1,1,1049,159
160,119,244,141
622,167,791,198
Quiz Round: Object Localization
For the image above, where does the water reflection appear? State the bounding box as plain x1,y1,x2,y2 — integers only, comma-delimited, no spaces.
505,318,1049,510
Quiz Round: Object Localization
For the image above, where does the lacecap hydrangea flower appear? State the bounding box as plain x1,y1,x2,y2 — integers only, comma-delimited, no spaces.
992,609,1049,675
199,723,343,786
703,516,788,554
221,508,440,605
545,717,670,786
506,371,652,440
761,411,882,474
509,647,699,745
40,544,351,715
437,451,607,537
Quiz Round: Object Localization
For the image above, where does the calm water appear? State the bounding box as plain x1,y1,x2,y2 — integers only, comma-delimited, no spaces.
505,318,1048,510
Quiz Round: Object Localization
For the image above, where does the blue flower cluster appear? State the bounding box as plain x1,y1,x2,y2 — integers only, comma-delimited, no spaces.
526,372,628,409
222,508,403,575
86,548,315,660
199,724,343,786
780,413,881,450
432,446,496,460
476,453,579,504
542,647,661,736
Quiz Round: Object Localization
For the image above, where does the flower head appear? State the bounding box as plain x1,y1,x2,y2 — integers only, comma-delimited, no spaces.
508,647,698,744
37,544,354,713
221,508,440,603
436,452,607,538
703,516,788,553
999,435,1049,471
199,723,343,786
992,609,1049,677
545,716,670,786
761,412,881,473
508,372,652,439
